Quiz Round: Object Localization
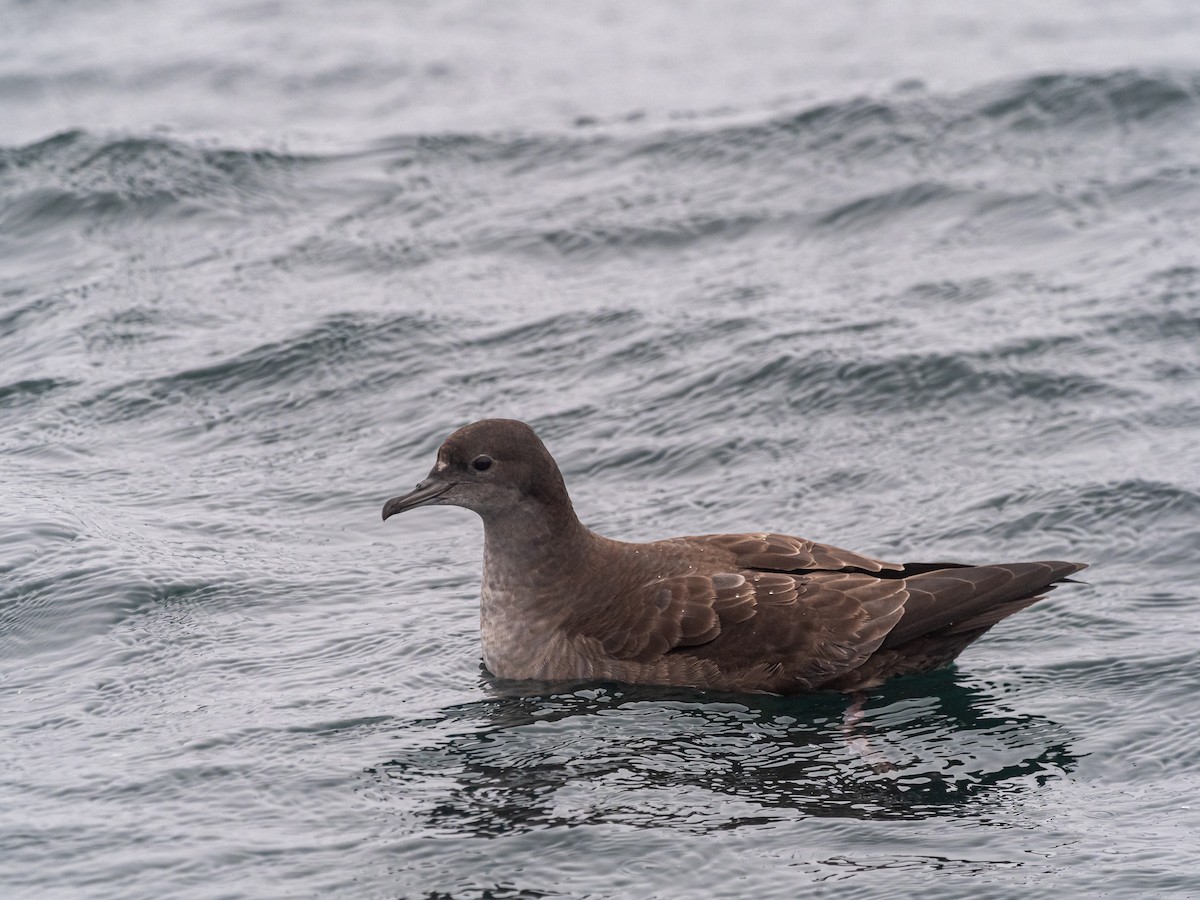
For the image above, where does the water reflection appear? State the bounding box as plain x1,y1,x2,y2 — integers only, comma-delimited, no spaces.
365,668,1077,836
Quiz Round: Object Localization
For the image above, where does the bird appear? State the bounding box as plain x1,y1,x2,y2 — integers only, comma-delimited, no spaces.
382,418,1085,694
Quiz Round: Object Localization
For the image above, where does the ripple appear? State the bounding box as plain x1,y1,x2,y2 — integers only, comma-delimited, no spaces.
966,478,1200,564
364,674,1077,839
815,182,968,231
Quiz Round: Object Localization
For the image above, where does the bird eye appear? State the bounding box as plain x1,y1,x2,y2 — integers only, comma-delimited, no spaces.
471,455,493,472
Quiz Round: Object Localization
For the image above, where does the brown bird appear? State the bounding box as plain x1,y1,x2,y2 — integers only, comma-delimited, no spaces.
382,418,1084,694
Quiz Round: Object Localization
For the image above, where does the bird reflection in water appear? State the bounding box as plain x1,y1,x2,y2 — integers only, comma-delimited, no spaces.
363,668,1077,837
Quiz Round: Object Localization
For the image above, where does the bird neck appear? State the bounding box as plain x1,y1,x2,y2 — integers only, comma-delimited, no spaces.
480,493,593,570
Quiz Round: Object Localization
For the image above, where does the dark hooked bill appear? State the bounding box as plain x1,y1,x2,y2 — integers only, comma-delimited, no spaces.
382,477,452,520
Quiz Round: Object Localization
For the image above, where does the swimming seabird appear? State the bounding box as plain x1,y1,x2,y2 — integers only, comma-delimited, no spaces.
382,418,1085,693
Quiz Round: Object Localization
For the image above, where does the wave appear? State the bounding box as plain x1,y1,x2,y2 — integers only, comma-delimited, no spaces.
4,69,1198,253
65,311,443,429
646,347,1129,419
0,129,317,235
972,70,1200,130
639,69,1200,164
0,376,75,411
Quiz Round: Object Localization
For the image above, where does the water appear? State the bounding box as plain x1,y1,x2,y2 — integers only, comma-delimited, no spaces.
2,2,1199,897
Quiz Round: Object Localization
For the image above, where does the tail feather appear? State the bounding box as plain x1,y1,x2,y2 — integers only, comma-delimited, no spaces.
880,560,1085,650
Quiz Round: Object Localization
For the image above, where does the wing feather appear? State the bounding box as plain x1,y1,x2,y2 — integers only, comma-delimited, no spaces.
673,532,904,574
573,565,910,689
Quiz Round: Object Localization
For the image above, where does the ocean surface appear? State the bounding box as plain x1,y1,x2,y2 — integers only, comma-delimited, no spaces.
3,2,1200,897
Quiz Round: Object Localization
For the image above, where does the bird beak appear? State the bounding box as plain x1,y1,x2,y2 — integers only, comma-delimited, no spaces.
382,476,453,520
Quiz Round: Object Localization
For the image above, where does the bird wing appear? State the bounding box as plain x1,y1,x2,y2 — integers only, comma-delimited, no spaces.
681,531,906,574
572,567,910,690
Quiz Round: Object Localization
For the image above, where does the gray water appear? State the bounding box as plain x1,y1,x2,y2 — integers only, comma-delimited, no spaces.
3,2,1200,897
